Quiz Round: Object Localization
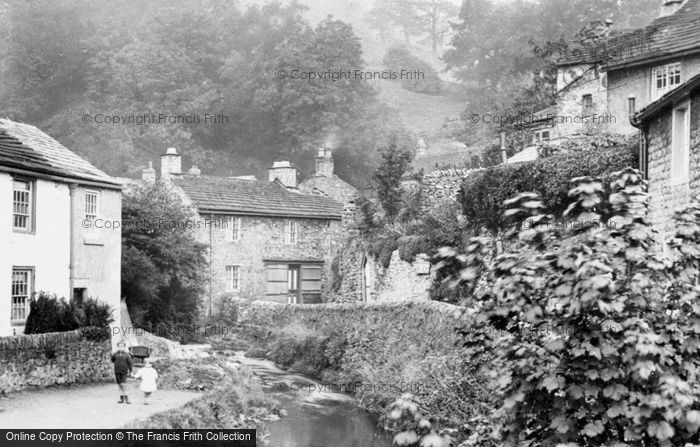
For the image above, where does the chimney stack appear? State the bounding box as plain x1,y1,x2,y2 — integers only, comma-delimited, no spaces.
142,161,156,184
315,147,334,177
659,0,685,17
268,161,298,189
188,165,201,176
160,147,182,180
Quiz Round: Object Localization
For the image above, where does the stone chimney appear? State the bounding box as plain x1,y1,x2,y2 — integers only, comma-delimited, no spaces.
160,147,182,180
142,161,156,184
188,165,201,176
315,147,334,177
659,0,685,17
268,161,298,189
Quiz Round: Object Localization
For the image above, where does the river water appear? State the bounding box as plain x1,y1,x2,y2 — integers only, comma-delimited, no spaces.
230,352,394,447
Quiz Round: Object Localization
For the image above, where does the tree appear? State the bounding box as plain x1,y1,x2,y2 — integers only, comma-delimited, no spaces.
366,0,422,44
414,0,459,53
373,137,414,221
121,182,207,341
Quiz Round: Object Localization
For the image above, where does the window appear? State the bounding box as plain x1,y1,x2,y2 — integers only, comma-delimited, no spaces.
285,219,298,244
652,62,682,100
533,130,551,144
226,216,241,242
85,191,99,222
13,179,34,231
225,265,241,292
671,100,691,182
11,268,33,322
582,94,593,116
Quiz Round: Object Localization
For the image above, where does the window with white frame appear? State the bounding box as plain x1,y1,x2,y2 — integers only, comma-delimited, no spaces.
85,191,99,222
652,62,682,100
533,130,551,144
225,265,241,292
226,216,241,242
13,179,34,231
11,268,33,321
285,219,298,244
671,100,691,182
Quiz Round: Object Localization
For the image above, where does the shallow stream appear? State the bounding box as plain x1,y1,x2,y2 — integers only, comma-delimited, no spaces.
230,352,394,447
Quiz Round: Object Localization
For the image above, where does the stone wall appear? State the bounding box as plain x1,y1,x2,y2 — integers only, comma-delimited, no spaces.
647,93,700,232
373,251,431,301
419,168,479,213
0,329,112,394
229,299,463,356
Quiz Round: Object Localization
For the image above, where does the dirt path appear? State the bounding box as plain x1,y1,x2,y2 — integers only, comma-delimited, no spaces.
0,381,200,429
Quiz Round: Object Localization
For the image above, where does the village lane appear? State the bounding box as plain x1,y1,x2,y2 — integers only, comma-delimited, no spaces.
0,382,199,429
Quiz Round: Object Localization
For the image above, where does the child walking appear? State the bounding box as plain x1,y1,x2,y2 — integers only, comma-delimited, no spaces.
132,359,158,405
111,341,133,404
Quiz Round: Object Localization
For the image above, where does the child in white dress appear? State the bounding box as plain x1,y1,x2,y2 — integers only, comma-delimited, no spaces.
132,359,158,405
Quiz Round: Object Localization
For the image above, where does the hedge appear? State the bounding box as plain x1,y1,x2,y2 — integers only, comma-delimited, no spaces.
458,141,639,233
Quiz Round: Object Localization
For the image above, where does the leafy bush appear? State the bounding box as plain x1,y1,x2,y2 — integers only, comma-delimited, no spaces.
24,292,113,334
430,169,700,446
459,138,638,233
383,46,442,95
122,182,207,342
267,324,334,375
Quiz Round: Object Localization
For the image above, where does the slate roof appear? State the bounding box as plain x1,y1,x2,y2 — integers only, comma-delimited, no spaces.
0,118,120,187
632,72,700,125
172,175,343,219
558,0,700,69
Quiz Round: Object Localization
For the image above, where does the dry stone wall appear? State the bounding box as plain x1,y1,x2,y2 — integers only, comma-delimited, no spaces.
420,168,480,213
0,329,112,394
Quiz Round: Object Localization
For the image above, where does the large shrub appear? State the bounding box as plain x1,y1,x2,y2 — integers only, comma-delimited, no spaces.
422,169,700,446
24,292,113,335
121,182,207,342
459,138,638,233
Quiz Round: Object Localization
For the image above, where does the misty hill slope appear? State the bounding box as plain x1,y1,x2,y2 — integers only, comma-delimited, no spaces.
375,79,464,137
291,0,466,139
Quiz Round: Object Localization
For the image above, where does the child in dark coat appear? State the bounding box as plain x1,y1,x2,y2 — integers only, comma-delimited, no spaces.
111,341,133,404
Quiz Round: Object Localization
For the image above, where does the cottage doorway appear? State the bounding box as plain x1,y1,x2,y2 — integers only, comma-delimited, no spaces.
287,264,301,304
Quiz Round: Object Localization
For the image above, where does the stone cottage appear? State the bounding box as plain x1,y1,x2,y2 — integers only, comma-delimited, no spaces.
553,0,700,140
0,118,123,336
150,149,344,315
631,72,700,231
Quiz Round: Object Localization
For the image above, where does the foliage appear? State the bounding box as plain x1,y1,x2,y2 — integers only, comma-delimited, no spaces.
383,46,442,95
374,137,414,221
387,394,456,447
458,138,638,234
24,292,113,334
432,168,700,446
266,324,346,376
366,0,458,51
121,182,207,342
